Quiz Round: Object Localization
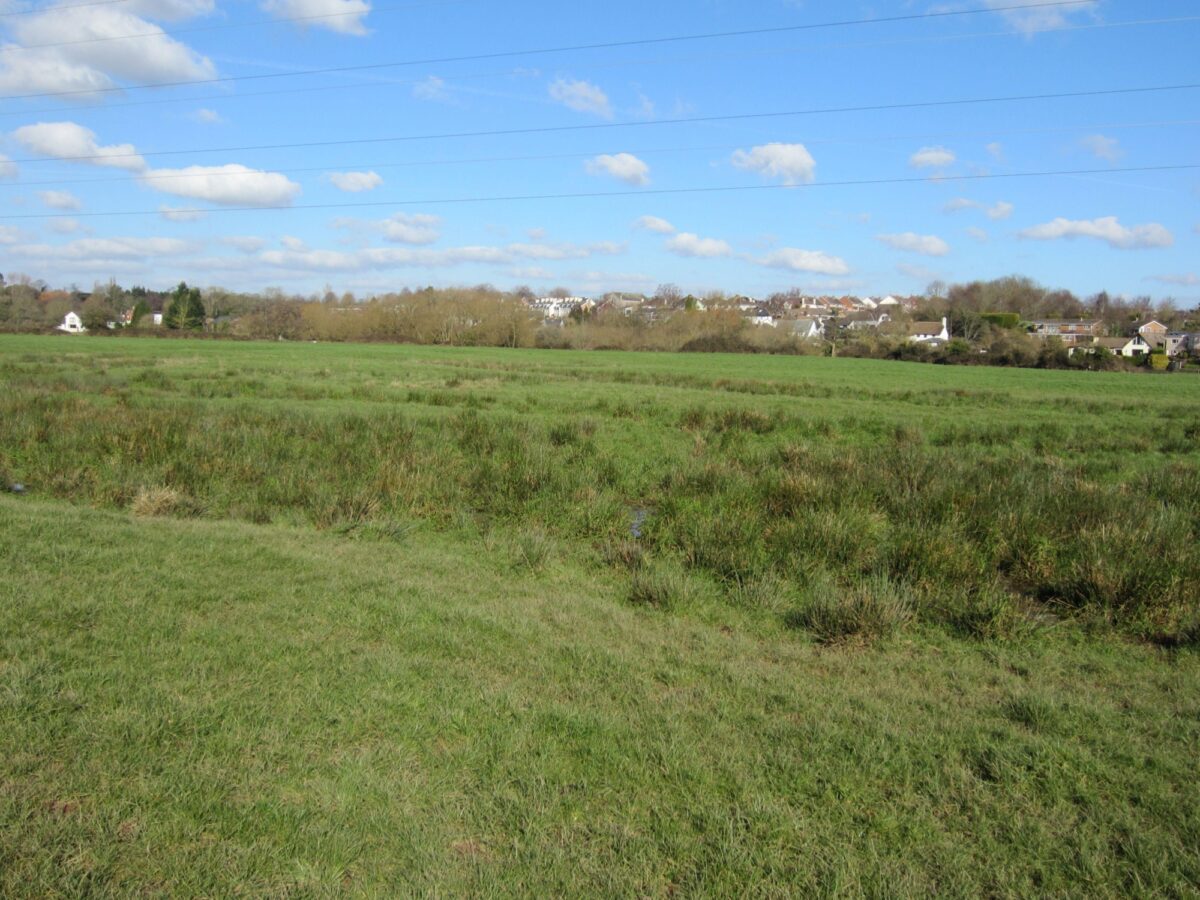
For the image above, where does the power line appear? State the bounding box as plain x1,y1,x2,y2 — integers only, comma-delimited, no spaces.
1,164,1194,220
5,118,1197,188
8,83,1197,165
2,12,1187,120
0,0,1098,100
0,0,140,20
4,0,473,52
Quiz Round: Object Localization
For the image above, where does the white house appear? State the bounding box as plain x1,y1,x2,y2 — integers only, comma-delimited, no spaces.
907,317,950,343
57,311,86,333
783,317,824,340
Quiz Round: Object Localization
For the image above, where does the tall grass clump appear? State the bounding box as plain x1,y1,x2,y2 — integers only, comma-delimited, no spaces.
786,573,915,644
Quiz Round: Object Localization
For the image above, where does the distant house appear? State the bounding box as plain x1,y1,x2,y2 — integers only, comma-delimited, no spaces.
1136,320,1169,340
57,311,86,334
1140,331,1190,358
1077,336,1150,358
907,317,950,343
1028,320,1102,345
782,317,824,340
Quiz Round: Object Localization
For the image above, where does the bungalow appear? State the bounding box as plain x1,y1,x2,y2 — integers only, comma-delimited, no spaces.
57,311,86,333
907,317,950,343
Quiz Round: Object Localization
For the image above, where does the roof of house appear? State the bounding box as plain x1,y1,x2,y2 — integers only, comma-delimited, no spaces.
908,321,944,334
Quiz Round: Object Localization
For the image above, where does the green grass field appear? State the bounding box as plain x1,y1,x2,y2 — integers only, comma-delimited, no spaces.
2,334,1198,895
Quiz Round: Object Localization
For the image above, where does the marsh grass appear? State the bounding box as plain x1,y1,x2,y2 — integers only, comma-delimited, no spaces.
1,335,1197,644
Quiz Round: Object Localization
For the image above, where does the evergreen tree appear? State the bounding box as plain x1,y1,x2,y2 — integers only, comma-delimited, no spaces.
165,282,205,330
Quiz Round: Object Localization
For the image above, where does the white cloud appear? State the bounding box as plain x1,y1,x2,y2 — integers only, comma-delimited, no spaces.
0,154,15,178
191,108,223,124
987,201,1014,220
1147,273,1199,286
966,226,989,242
50,217,87,234
260,0,372,36
731,142,816,185
1081,134,1123,163
39,189,81,210
124,0,215,21
0,5,216,98
584,153,650,186
943,197,1011,219
526,227,546,241
412,75,448,102
0,225,20,244
12,236,194,260
253,239,622,273
910,146,955,169
141,164,301,206
877,232,950,256
548,78,611,118
634,215,675,234
987,0,1099,35
327,170,383,192
943,197,978,213
159,206,206,222
280,235,306,250
221,235,267,253
757,247,849,275
985,142,1005,162
13,122,146,171
1019,216,1173,250
331,212,441,245
665,232,732,259
382,213,440,245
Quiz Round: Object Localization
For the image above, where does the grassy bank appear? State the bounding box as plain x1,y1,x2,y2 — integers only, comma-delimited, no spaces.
2,496,1198,895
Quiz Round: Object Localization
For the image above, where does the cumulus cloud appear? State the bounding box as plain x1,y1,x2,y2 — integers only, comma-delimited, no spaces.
634,215,675,234
0,154,16,178
1081,134,1123,163
943,197,1012,220
261,0,372,35
757,247,849,275
876,232,950,256
966,226,989,242
159,206,206,222
382,213,440,245
141,164,301,206
987,0,1099,35
0,4,216,99
665,232,732,258
548,78,611,118
584,153,650,186
731,142,816,185
39,189,81,210
13,121,146,170
327,170,383,192
1018,216,1173,249
191,107,223,124
909,146,955,169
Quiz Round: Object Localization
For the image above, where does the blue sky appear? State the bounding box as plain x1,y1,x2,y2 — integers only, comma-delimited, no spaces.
0,0,1196,300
